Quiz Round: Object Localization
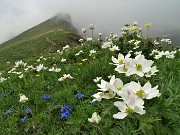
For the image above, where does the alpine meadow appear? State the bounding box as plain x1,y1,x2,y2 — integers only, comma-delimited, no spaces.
0,14,180,135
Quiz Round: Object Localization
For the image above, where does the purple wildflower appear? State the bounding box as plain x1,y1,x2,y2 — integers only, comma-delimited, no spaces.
74,93,84,99
40,94,50,100
20,116,27,123
25,109,30,114
5,109,12,114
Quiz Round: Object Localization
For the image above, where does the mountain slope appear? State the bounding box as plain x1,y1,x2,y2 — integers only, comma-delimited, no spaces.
0,13,81,71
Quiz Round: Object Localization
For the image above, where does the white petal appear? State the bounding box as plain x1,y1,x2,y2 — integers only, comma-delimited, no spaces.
114,78,123,88
118,53,124,60
112,56,118,64
134,106,146,115
113,112,127,119
135,97,144,106
142,82,152,94
146,89,160,99
110,75,116,84
114,101,126,112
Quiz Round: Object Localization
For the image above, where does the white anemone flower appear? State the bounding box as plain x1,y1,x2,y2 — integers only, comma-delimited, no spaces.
36,64,47,72
106,76,124,96
109,45,120,51
113,92,145,119
102,41,113,48
127,81,161,99
128,54,154,77
112,53,131,66
92,91,116,103
49,67,61,72
89,49,96,56
97,80,109,92
88,112,101,123
93,77,102,83
61,58,66,62
58,74,73,81
145,66,158,77
19,94,28,103
114,56,133,76
63,45,70,50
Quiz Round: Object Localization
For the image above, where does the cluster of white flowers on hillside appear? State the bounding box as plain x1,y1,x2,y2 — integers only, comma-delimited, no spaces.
58,74,73,81
150,49,177,59
92,74,160,119
102,40,119,51
112,53,158,77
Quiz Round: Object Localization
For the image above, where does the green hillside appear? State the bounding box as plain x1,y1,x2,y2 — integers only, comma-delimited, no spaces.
0,21,179,134
0,14,81,71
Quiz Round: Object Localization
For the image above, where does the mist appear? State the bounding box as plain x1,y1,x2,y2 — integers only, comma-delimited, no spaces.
0,0,180,45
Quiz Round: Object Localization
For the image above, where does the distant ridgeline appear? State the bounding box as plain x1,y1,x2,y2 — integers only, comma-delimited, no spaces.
0,12,80,71
51,12,78,33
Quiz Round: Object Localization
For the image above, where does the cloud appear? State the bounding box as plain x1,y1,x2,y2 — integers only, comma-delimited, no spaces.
0,0,180,45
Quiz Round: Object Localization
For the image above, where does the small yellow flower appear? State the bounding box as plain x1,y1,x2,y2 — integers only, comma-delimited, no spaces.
130,26,136,31
78,63,82,65
82,58,88,62
35,74,40,77
144,22,152,28
52,63,56,67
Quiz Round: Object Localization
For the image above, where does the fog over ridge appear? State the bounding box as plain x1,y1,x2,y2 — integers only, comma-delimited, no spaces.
0,0,180,45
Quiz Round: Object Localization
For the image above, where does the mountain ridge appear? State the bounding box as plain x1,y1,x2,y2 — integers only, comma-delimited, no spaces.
0,13,81,71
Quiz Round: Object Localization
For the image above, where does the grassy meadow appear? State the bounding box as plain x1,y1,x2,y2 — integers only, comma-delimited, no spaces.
0,22,180,135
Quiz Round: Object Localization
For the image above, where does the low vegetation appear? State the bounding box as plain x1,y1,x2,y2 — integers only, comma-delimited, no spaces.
0,22,179,134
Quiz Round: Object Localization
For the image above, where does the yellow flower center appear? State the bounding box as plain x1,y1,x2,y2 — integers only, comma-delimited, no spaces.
125,107,134,114
118,87,122,91
148,70,152,75
136,64,142,71
123,66,128,72
136,89,145,97
118,59,124,65
109,94,113,98
99,93,104,97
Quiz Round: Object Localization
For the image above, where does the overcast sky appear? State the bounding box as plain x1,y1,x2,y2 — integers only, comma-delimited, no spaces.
0,0,180,44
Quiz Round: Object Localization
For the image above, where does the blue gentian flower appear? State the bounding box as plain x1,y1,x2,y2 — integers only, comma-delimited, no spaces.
61,111,69,119
74,93,84,99
64,105,71,111
25,109,30,114
0,93,5,97
20,116,27,123
5,109,12,114
40,94,50,100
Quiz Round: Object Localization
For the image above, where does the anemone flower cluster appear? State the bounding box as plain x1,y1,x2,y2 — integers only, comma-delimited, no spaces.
92,75,161,119
112,53,158,77
58,74,73,81
150,49,176,59
101,40,119,51
35,64,48,72
48,67,61,72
